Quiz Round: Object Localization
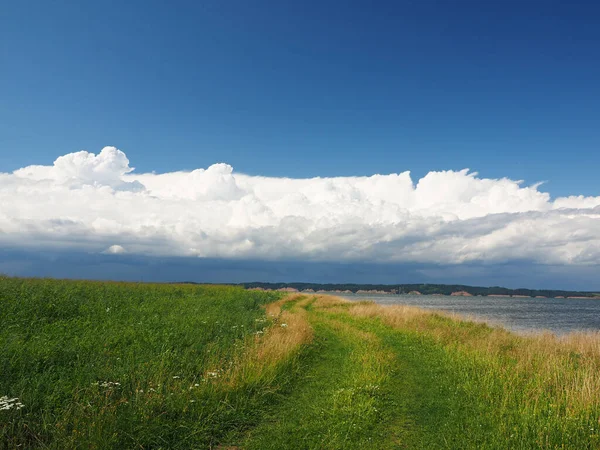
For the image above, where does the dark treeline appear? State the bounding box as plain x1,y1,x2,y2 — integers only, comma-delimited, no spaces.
236,282,600,298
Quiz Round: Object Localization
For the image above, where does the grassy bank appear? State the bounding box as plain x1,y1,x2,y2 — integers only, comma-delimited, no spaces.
2,278,600,448
0,278,311,448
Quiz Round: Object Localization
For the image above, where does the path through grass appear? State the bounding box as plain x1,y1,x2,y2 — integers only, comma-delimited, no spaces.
240,300,463,449
4,278,600,449
240,296,600,449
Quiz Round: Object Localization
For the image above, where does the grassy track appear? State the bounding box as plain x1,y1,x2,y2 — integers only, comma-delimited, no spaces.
3,278,600,449
241,301,465,449
245,312,392,449
241,296,600,449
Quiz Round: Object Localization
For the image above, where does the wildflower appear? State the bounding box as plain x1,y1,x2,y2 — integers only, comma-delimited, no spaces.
173,376,181,379
190,400,196,403
106,307,111,312
194,383,199,387
93,381,121,389
0,396,24,411
280,323,288,328
255,330,264,335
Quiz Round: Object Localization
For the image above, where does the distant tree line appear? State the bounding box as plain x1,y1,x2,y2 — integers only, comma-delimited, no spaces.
236,282,600,298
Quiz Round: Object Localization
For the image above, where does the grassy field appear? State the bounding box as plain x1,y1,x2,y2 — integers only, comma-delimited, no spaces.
0,278,310,449
2,277,600,448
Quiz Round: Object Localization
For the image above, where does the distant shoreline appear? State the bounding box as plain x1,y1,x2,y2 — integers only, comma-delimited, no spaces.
245,286,600,300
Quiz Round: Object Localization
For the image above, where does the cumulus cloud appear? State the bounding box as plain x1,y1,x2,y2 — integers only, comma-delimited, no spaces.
1,146,600,265
13,147,143,191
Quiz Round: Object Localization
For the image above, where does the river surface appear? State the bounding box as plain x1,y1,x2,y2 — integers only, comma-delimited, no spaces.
336,293,600,335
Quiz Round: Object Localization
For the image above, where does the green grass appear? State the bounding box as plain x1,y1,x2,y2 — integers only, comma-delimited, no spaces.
242,299,600,449
241,307,502,449
244,316,389,449
3,279,600,449
0,277,291,449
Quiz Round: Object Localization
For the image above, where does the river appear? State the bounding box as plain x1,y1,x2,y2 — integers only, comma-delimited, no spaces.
337,293,600,335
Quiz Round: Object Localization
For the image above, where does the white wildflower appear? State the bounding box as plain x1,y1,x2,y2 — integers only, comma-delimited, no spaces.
280,323,288,328
0,396,25,411
93,381,121,389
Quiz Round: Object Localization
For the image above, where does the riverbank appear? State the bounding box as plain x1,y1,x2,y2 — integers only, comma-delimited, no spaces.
242,282,600,300
2,278,600,448
252,287,600,300
243,295,600,449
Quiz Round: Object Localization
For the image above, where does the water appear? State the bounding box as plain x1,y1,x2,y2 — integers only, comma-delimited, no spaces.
337,293,600,335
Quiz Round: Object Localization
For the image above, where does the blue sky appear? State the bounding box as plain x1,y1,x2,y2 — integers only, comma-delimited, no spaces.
1,1,600,289
2,0,599,196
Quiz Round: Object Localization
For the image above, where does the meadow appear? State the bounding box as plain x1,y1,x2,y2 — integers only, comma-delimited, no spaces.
0,278,308,449
2,277,600,449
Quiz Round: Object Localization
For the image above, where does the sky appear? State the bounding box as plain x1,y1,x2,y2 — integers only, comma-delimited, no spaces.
1,1,599,289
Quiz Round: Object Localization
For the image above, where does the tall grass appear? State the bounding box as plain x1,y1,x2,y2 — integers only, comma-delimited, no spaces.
5,280,600,449
0,277,310,449
338,298,600,447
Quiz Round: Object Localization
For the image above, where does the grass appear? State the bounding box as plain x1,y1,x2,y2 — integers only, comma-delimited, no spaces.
0,277,310,449
244,308,393,449
3,278,600,448
327,299,600,448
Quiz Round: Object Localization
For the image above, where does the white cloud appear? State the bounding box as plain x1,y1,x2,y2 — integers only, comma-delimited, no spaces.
103,245,127,254
1,146,600,265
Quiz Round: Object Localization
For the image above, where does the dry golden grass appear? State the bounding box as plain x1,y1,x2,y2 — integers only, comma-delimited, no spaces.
219,295,314,387
309,295,351,309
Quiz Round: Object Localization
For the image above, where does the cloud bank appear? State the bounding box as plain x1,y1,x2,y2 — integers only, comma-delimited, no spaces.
2,146,600,265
